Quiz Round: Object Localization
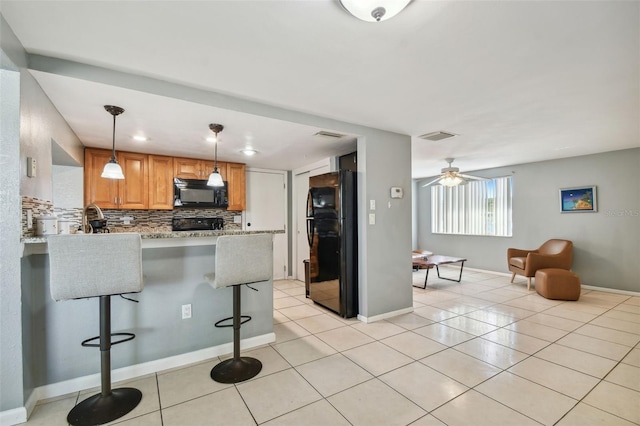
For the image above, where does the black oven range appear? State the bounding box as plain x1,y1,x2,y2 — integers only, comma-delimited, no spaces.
172,217,224,231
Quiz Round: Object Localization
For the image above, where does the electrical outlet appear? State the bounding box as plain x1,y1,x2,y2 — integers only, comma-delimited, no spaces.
26,209,33,229
181,304,192,319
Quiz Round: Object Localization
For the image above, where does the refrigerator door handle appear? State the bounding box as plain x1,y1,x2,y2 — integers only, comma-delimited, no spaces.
306,189,314,218
306,218,314,247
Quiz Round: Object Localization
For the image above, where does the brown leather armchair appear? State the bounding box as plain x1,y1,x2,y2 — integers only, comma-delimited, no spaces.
507,239,573,290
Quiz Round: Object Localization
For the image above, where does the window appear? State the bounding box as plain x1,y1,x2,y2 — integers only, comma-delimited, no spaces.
431,176,512,236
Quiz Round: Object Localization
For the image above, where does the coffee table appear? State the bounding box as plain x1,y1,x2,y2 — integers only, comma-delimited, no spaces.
412,255,467,289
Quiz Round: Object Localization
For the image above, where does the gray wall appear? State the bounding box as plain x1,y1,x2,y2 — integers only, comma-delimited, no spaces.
358,135,413,317
415,148,640,292
22,247,273,386
1,14,27,413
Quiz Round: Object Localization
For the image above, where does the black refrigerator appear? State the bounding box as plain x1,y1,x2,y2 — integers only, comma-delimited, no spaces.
306,170,358,318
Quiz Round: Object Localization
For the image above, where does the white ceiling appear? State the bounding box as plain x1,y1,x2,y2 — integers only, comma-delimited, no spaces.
2,1,638,178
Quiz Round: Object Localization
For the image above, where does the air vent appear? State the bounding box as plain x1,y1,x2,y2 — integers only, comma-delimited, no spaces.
419,131,458,141
314,130,346,139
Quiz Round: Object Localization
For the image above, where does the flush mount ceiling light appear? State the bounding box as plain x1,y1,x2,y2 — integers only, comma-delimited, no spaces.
207,123,225,187
240,148,257,156
101,105,125,179
339,0,412,22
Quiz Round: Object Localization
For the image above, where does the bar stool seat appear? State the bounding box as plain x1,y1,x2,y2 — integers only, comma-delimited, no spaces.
48,233,144,426
204,234,273,384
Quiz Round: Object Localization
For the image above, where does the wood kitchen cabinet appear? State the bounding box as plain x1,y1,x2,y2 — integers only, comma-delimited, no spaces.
148,155,174,210
174,157,227,180
226,162,246,211
84,148,148,209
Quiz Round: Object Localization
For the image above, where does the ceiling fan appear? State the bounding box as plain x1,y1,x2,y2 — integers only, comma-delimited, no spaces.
422,158,489,187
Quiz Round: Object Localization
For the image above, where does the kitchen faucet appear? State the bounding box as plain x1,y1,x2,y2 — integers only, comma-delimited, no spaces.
82,203,105,233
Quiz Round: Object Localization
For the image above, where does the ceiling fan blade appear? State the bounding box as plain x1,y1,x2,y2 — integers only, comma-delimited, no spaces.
421,177,443,187
458,173,489,181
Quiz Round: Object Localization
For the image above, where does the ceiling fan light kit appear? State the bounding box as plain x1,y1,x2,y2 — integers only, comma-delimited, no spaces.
422,158,488,187
339,0,412,22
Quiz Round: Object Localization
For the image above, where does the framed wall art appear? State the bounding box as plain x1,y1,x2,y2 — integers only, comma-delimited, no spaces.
559,186,597,213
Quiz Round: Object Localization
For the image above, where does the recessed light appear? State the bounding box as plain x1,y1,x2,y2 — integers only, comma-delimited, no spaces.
206,136,217,143
133,135,148,142
240,149,257,156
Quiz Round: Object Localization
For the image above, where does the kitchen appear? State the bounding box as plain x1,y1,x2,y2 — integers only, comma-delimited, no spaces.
4,33,413,422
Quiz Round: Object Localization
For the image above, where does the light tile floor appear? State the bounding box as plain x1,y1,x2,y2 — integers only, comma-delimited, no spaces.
22,269,640,425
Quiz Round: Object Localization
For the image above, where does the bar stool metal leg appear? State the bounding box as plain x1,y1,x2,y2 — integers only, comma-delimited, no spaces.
210,285,262,384
67,296,142,426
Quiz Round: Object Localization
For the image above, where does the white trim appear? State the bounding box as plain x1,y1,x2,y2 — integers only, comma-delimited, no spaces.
456,266,640,296
357,306,413,323
14,332,274,421
580,285,640,297
0,406,27,426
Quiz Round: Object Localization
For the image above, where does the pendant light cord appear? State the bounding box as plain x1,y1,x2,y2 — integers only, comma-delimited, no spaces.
111,113,117,161
213,132,219,172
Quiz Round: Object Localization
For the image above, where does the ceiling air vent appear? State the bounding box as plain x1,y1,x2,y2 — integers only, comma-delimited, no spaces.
314,130,346,139
419,131,457,141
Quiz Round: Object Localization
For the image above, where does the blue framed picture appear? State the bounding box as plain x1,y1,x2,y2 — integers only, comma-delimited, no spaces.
559,186,597,213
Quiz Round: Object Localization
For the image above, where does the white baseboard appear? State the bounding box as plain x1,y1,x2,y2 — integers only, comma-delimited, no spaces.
0,332,274,425
458,267,640,296
358,306,413,323
0,406,27,426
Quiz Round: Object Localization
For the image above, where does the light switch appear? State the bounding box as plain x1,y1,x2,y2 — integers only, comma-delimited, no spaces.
27,157,37,177
369,213,376,225
370,199,376,210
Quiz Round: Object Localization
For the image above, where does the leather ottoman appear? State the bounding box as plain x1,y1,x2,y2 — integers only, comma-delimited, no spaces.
535,268,581,301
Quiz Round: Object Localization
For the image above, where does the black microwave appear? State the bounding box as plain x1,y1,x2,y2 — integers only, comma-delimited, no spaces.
174,178,228,208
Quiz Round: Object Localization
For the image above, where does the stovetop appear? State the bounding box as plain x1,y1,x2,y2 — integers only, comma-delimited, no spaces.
172,217,224,231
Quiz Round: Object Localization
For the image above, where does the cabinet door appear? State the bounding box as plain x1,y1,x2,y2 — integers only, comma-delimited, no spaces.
118,151,148,209
174,157,203,179
203,160,227,181
148,155,174,210
227,162,246,211
84,148,118,209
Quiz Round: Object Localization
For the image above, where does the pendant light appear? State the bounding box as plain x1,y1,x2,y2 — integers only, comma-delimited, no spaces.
207,123,225,187
101,105,125,179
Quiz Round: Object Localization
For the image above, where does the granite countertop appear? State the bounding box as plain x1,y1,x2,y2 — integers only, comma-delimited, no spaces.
22,229,285,246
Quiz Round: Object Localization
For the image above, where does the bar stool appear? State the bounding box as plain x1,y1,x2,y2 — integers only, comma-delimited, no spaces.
48,233,144,426
204,234,273,384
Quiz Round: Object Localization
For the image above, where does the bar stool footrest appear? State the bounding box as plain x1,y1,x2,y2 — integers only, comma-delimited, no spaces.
210,357,262,384
67,387,142,426
81,332,136,348
214,315,251,328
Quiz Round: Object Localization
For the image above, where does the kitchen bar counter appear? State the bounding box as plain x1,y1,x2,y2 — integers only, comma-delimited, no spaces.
21,229,278,398
21,229,284,256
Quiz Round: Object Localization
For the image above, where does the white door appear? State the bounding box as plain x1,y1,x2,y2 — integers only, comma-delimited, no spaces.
295,171,310,282
245,170,287,280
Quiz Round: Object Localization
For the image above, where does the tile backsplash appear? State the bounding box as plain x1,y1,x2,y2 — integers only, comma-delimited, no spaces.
21,195,242,236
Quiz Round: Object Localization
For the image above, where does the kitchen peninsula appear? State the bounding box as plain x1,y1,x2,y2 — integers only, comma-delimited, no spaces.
20,229,283,400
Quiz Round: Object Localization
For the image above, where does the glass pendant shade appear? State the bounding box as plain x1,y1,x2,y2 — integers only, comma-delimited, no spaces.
207,170,224,187
441,175,464,187
101,160,125,179
339,0,412,22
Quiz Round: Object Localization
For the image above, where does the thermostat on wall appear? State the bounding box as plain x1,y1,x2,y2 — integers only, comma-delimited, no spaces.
390,187,403,199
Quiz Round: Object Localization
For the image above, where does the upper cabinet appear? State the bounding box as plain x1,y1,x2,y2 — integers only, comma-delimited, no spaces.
227,162,246,211
86,149,246,210
148,155,174,210
84,148,148,209
174,158,227,181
